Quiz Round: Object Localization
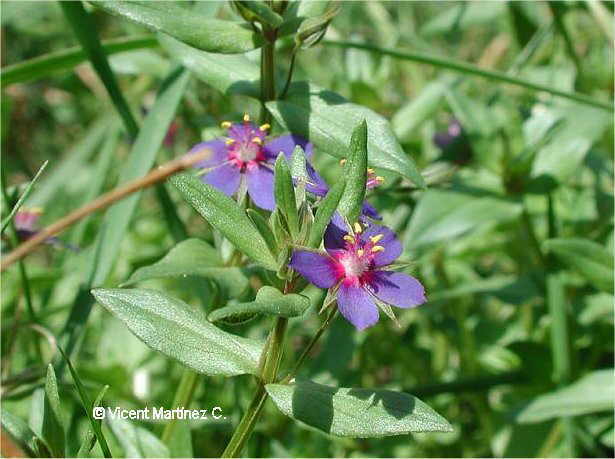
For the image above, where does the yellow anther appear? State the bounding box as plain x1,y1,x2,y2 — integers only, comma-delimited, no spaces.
252,137,263,145
339,158,347,166
343,235,355,244
371,245,385,253
357,249,365,256
375,176,385,183
353,222,363,234
367,168,375,174
259,123,270,131
243,113,250,122
221,121,232,129
225,138,235,145
369,234,384,244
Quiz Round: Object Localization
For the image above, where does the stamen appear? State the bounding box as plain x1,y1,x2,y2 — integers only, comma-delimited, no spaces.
339,158,347,166
343,235,355,244
353,222,363,234
367,168,375,174
357,249,365,257
259,123,270,131
225,138,235,145
371,245,385,253
369,234,384,244
243,113,250,122
376,176,385,183
221,121,232,129
251,137,263,145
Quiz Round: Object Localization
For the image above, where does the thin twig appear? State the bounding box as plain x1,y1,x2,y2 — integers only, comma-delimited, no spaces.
1,150,211,272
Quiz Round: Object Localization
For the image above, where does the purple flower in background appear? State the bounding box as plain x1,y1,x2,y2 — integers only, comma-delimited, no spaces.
13,208,77,251
289,221,426,330
433,118,473,165
187,114,312,211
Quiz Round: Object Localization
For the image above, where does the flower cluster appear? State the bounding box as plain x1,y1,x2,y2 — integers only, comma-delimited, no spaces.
188,116,426,330
12,208,77,251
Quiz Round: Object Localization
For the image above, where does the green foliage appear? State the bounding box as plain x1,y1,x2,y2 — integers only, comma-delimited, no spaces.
336,120,368,223
266,380,452,437
92,288,265,376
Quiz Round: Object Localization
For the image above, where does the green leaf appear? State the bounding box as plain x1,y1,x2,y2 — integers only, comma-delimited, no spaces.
246,209,278,255
107,416,169,458
543,238,614,293
294,2,342,49
517,369,615,423
1,35,157,88
307,178,346,248
170,173,278,271
274,154,299,239
61,1,139,136
420,2,506,36
92,288,265,376
56,346,112,458
123,238,250,297
158,34,259,98
266,82,425,187
208,286,310,323
405,189,522,249
96,1,263,54
266,380,453,437
1,410,49,457
90,67,190,286
337,120,368,224
42,364,65,458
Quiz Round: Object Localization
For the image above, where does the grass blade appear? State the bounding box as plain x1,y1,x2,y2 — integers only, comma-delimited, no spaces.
1,35,157,88
322,40,613,112
60,1,139,136
56,346,112,458
1,160,48,234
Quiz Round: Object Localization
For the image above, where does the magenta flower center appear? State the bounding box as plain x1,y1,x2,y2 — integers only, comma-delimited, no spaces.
332,227,386,284
224,120,268,170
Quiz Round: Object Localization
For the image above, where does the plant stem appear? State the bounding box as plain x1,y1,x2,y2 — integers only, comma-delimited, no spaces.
0,150,211,272
260,29,277,124
279,47,297,99
161,368,200,445
282,306,337,384
321,40,612,111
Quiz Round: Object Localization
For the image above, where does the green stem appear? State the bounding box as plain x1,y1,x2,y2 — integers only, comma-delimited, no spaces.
279,47,297,100
260,30,276,124
161,368,200,445
321,40,612,111
548,2,583,85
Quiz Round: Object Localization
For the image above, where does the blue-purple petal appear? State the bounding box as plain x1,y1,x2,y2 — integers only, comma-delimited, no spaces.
324,213,349,253
289,250,339,288
246,165,275,211
263,135,313,161
187,139,227,169
337,282,379,330
202,163,241,196
360,223,402,266
361,201,382,220
366,271,426,309
305,163,329,196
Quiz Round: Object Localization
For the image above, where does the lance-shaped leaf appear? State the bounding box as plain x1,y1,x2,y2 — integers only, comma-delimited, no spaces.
107,416,169,458
266,380,453,437
208,286,310,323
95,2,263,54
42,365,65,458
92,288,265,376
307,178,346,248
1,410,49,458
274,154,299,240
516,369,614,423
337,120,367,224
158,34,260,98
122,238,250,297
266,82,424,187
170,173,278,271
543,238,614,294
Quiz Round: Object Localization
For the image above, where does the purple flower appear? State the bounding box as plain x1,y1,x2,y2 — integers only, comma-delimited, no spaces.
13,208,77,251
433,118,473,165
289,221,426,330
187,115,312,211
